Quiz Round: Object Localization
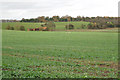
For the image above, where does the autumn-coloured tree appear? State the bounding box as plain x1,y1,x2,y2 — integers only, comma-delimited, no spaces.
52,16,59,22
38,16,45,22
20,26,25,31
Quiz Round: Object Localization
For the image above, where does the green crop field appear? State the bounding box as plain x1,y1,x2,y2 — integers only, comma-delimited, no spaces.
2,21,89,31
2,29,118,78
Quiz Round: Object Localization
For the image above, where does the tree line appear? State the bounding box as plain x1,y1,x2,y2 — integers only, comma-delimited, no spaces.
20,15,119,28
5,15,119,31
20,15,117,23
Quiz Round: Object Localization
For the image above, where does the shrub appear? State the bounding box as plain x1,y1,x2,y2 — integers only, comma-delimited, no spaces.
99,25,107,29
20,26,25,31
10,27,14,30
41,24,44,27
87,23,93,29
41,22,56,31
6,25,14,30
6,25,11,30
87,23,107,29
46,21,56,31
65,24,74,30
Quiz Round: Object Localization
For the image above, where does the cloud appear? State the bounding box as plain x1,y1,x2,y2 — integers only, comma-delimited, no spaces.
0,0,119,20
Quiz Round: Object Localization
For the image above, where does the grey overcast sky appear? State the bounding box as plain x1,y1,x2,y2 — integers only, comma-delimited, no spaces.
0,0,119,20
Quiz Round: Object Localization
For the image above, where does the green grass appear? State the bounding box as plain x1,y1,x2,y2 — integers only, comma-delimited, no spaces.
2,21,89,31
55,21,89,30
2,22,44,30
2,30,118,78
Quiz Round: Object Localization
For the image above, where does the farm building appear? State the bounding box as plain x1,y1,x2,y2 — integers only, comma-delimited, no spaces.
27,27,48,31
